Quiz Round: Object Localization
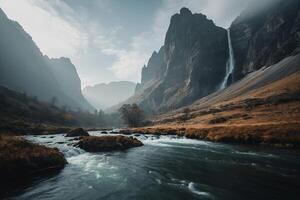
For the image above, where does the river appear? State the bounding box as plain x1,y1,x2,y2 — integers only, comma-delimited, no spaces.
5,131,300,200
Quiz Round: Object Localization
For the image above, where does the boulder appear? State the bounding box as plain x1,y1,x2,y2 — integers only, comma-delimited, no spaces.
119,129,133,135
65,128,89,137
76,136,143,152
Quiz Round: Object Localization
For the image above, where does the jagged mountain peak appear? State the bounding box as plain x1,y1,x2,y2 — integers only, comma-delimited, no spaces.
170,7,212,28
120,8,228,113
180,7,192,15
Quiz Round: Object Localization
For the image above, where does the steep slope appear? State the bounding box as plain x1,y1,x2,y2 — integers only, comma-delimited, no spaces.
126,1,300,146
132,53,300,146
46,57,94,112
154,53,300,122
121,8,228,113
0,85,101,134
83,81,136,110
230,0,300,81
0,8,93,112
135,46,166,93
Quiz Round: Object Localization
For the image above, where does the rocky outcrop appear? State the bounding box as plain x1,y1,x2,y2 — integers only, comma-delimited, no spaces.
136,46,166,93
122,8,228,114
0,136,66,185
76,136,143,152
0,8,93,112
230,0,300,81
65,128,89,137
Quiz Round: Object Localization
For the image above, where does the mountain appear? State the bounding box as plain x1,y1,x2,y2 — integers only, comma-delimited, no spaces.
230,0,300,81
127,0,300,145
45,57,94,112
0,8,93,112
134,53,300,146
83,81,136,110
120,1,300,115
122,8,228,113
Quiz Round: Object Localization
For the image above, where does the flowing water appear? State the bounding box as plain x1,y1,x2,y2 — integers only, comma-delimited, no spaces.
220,29,235,90
5,131,300,200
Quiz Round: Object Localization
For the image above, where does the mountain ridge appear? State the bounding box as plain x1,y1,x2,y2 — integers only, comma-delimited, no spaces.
0,8,94,112
83,81,136,110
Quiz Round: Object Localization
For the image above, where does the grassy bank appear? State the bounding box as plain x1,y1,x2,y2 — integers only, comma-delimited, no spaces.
127,72,300,148
0,135,67,194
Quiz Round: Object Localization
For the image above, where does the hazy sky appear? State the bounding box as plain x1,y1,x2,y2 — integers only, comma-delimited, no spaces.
0,0,254,87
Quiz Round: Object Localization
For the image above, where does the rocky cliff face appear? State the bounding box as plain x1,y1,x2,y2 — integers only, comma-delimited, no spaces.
140,47,165,87
230,0,300,80
111,2,300,114
0,8,93,112
130,8,228,113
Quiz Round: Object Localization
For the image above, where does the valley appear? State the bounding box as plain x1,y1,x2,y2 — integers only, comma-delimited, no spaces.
0,0,299,199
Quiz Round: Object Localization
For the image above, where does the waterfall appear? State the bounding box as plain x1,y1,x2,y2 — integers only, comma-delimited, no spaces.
220,29,235,90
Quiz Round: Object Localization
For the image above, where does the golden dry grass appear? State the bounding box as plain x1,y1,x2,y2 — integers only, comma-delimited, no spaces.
0,136,66,183
130,72,300,147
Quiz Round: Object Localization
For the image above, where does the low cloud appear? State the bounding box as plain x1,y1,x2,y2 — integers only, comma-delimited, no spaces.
0,0,88,58
97,32,152,82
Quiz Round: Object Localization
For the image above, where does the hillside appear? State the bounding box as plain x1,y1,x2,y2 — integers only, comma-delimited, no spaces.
0,8,93,112
0,86,101,134
132,53,300,146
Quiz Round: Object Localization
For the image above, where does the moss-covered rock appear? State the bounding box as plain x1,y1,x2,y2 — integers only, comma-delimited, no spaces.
65,128,89,137
76,135,143,152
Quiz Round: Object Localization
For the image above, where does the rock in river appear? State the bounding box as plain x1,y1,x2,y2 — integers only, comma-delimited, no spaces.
76,136,143,152
65,128,89,137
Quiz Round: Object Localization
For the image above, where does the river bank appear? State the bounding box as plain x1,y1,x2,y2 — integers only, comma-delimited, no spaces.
127,122,300,148
0,135,67,197
127,71,300,148
4,131,300,200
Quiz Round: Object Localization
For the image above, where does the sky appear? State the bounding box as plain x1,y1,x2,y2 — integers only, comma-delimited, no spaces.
0,0,254,87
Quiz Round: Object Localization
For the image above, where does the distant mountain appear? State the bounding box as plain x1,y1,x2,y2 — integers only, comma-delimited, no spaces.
0,8,94,112
83,81,136,110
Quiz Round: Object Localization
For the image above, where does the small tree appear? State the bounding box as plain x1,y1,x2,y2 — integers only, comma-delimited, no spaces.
119,104,145,127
